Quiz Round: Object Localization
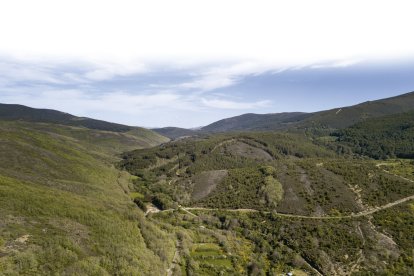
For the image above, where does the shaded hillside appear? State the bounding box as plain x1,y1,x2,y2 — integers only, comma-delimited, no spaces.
0,120,174,274
202,112,309,132
333,111,414,159
152,127,197,139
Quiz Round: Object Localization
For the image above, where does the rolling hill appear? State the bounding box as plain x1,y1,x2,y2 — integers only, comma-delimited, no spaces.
201,112,309,132
0,107,174,274
201,91,414,132
0,103,169,152
120,131,414,275
299,91,414,129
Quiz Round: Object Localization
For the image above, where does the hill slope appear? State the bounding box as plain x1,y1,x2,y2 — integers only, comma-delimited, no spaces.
333,110,414,159
0,103,169,149
202,112,309,132
120,131,414,275
201,91,414,132
0,120,174,274
300,91,414,129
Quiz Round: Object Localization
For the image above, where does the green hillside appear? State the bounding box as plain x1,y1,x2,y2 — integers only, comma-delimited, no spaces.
299,91,414,129
202,112,309,132
2,97,414,275
0,104,172,144
199,91,414,133
0,120,173,275
333,110,414,159
119,130,414,275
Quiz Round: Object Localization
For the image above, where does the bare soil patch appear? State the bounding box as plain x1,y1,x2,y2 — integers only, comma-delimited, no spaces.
192,170,228,200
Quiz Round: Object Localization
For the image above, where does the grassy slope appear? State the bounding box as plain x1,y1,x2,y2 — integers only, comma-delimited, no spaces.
0,121,173,275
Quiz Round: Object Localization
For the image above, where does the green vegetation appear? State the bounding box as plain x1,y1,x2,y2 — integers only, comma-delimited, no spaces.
120,124,414,274
0,120,172,275
200,91,414,132
3,96,414,275
325,160,414,206
152,127,198,140
333,110,414,159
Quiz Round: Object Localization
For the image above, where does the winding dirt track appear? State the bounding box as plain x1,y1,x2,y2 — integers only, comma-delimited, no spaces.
182,194,414,219
154,165,414,220
155,194,414,220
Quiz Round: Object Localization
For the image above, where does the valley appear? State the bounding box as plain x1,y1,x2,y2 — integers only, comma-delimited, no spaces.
1,92,414,275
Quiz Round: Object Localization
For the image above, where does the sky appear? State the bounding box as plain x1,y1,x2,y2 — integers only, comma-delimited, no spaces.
0,0,413,128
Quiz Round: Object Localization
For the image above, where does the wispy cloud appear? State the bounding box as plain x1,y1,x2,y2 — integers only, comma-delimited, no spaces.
83,61,148,81
310,59,362,69
201,98,271,109
0,56,379,127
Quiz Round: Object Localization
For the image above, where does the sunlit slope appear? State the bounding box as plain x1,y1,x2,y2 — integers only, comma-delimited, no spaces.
0,121,173,275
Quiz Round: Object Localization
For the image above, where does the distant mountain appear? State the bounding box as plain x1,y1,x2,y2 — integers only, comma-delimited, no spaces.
0,103,169,149
299,91,414,129
201,91,414,132
0,103,134,132
152,127,198,140
202,112,309,132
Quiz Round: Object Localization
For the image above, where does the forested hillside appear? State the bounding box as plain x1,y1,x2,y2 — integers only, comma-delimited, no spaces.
333,111,414,159
198,91,414,133
120,130,414,275
202,112,309,132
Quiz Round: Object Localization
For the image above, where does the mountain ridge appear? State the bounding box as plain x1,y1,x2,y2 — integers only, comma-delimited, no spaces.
152,91,414,135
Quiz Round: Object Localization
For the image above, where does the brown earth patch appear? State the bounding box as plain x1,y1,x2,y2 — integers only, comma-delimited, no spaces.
192,170,228,201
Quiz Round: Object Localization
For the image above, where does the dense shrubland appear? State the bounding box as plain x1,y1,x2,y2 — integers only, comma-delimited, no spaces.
332,111,414,159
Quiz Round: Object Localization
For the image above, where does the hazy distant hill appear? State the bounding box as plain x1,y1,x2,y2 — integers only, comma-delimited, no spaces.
201,91,414,132
152,127,198,140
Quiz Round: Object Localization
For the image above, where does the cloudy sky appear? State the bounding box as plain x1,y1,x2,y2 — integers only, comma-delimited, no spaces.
0,0,413,128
